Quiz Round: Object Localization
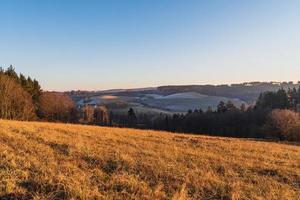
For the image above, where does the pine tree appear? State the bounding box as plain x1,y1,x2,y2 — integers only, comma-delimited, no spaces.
165,116,170,130
4,65,18,80
128,108,137,127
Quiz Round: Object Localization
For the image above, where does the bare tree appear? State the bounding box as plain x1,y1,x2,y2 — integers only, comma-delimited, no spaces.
264,109,300,141
94,105,109,125
0,75,36,120
39,92,77,122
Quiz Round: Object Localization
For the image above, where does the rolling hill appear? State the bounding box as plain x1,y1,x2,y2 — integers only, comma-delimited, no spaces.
0,120,299,199
69,82,300,114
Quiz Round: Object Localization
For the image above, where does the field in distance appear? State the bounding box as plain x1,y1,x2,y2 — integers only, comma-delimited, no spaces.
0,120,299,200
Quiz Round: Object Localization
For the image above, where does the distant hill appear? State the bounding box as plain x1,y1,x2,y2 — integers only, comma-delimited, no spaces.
68,81,300,113
0,120,299,199
157,82,300,103
139,92,246,112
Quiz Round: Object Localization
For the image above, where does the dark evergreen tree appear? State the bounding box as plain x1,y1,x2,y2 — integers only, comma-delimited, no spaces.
128,108,137,127
4,65,18,80
165,116,170,130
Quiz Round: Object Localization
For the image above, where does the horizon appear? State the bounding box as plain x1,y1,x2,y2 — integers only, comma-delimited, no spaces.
1,0,300,91
5,66,300,92
59,80,300,92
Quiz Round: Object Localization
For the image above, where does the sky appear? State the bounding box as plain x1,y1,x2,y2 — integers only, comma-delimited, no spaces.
0,0,300,91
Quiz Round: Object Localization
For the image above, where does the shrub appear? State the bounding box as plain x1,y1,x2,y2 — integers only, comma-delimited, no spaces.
264,109,300,141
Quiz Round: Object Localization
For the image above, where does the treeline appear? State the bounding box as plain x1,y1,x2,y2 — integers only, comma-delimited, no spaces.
0,66,119,125
110,88,300,141
0,66,78,122
158,82,300,102
1,66,299,141
0,66,40,120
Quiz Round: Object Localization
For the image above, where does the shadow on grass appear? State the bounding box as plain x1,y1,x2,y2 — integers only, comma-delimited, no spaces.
18,180,68,200
0,193,31,200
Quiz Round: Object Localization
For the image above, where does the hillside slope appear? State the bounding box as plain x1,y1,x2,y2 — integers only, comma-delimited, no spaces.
0,120,299,200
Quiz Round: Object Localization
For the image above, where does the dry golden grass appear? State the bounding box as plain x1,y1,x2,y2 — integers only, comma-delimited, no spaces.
0,120,299,200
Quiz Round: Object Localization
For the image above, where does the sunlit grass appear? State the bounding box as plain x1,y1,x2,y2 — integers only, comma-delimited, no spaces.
0,120,299,199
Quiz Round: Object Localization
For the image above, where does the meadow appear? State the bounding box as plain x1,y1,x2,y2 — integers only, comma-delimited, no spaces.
0,120,299,200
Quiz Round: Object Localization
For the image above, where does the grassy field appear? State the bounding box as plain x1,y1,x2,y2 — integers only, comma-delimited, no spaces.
0,120,299,200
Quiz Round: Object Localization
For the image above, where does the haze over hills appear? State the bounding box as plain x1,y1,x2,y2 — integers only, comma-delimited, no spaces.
69,81,300,113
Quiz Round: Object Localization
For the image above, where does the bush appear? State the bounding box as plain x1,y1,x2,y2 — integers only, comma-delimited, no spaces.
264,109,300,141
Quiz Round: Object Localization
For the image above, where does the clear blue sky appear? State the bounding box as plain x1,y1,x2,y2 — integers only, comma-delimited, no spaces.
1,0,299,91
